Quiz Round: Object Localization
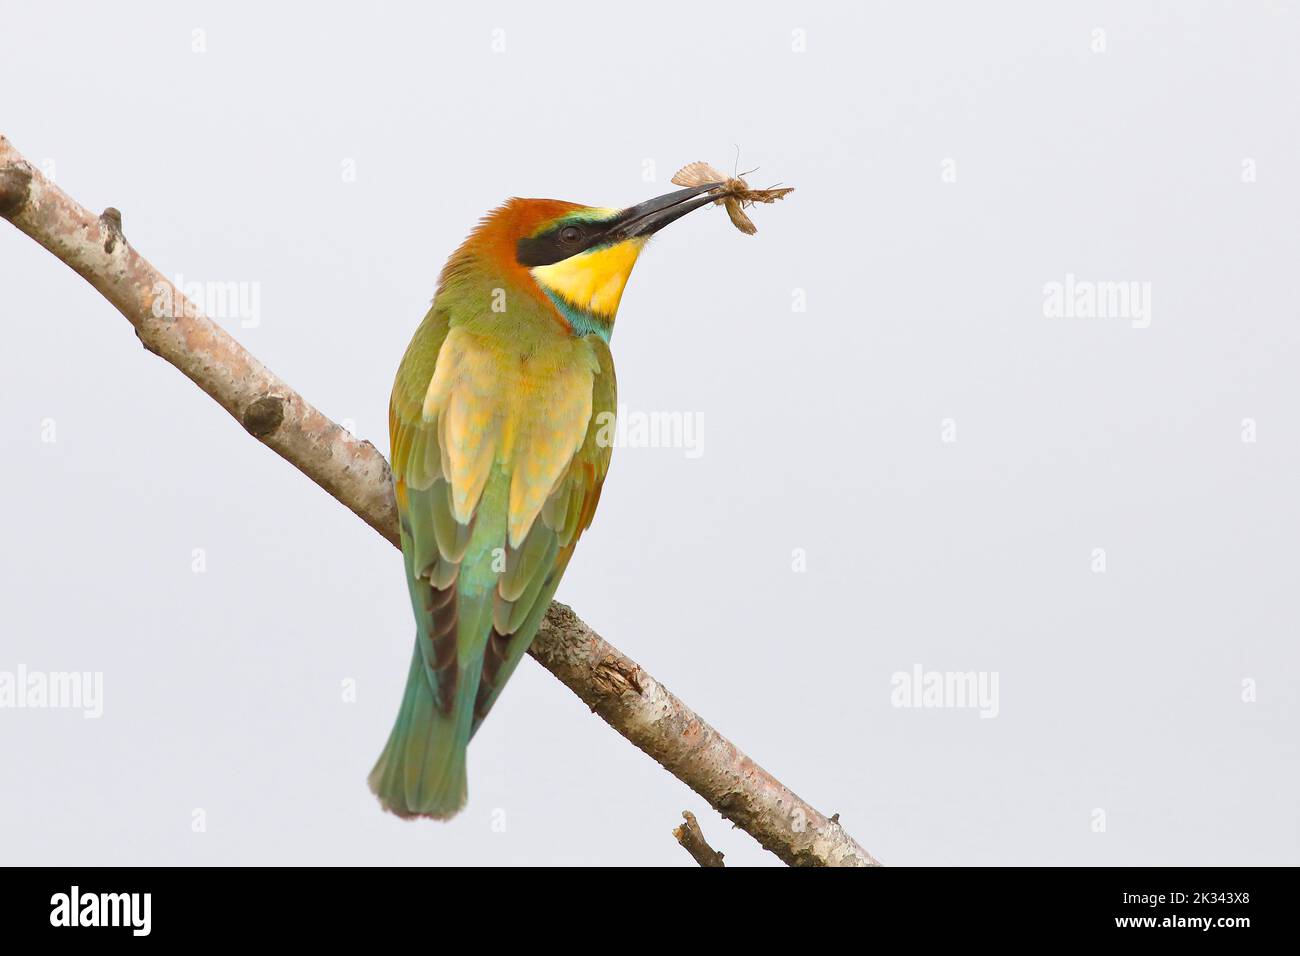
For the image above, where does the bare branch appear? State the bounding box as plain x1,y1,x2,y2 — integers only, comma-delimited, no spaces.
534,605,878,865
0,133,880,868
673,811,725,867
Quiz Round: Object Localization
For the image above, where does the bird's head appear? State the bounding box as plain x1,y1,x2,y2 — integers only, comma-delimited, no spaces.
440,182,722,341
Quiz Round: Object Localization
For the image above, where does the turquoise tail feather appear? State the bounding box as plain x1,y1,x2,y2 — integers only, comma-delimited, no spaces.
369,475,504,820
367,643,480,820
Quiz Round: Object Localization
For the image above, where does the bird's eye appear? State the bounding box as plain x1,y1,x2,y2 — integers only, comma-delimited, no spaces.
558,225,583,244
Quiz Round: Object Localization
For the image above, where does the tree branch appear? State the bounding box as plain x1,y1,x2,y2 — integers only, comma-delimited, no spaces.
673,811,726,867
0,134,880,867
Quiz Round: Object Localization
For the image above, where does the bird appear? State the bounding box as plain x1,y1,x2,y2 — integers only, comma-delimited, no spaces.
369,180,723,819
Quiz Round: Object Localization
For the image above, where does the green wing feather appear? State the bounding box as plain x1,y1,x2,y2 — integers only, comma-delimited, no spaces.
472,336,616,733
370,306,615,818
370,306,474,817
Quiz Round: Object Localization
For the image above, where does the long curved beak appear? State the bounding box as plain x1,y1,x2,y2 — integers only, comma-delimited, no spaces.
604,182,724,242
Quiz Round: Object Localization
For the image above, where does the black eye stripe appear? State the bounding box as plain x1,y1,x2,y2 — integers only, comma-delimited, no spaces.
517,221,604,267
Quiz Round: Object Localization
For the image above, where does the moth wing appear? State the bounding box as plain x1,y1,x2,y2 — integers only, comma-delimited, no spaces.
723,197,758,235
747,186,795,204
672,161,727,188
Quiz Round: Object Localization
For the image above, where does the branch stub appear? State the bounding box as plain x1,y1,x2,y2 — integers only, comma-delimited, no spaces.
243,396,285,437
0,164,32,220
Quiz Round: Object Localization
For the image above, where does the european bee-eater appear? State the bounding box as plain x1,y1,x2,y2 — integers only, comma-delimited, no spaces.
370,181,723,818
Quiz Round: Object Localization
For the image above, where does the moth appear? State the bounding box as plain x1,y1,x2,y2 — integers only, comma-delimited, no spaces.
671,160,794,235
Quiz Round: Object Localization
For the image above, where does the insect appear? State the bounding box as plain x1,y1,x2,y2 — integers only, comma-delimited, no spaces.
671,160,794,235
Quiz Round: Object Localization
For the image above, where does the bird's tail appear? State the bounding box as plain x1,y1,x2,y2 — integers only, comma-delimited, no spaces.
367,642,481,820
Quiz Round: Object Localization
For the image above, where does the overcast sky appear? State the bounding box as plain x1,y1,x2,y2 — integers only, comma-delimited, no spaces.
1,1,1296,865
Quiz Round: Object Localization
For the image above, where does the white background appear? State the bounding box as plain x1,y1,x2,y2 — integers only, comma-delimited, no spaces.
1,1,1296,865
